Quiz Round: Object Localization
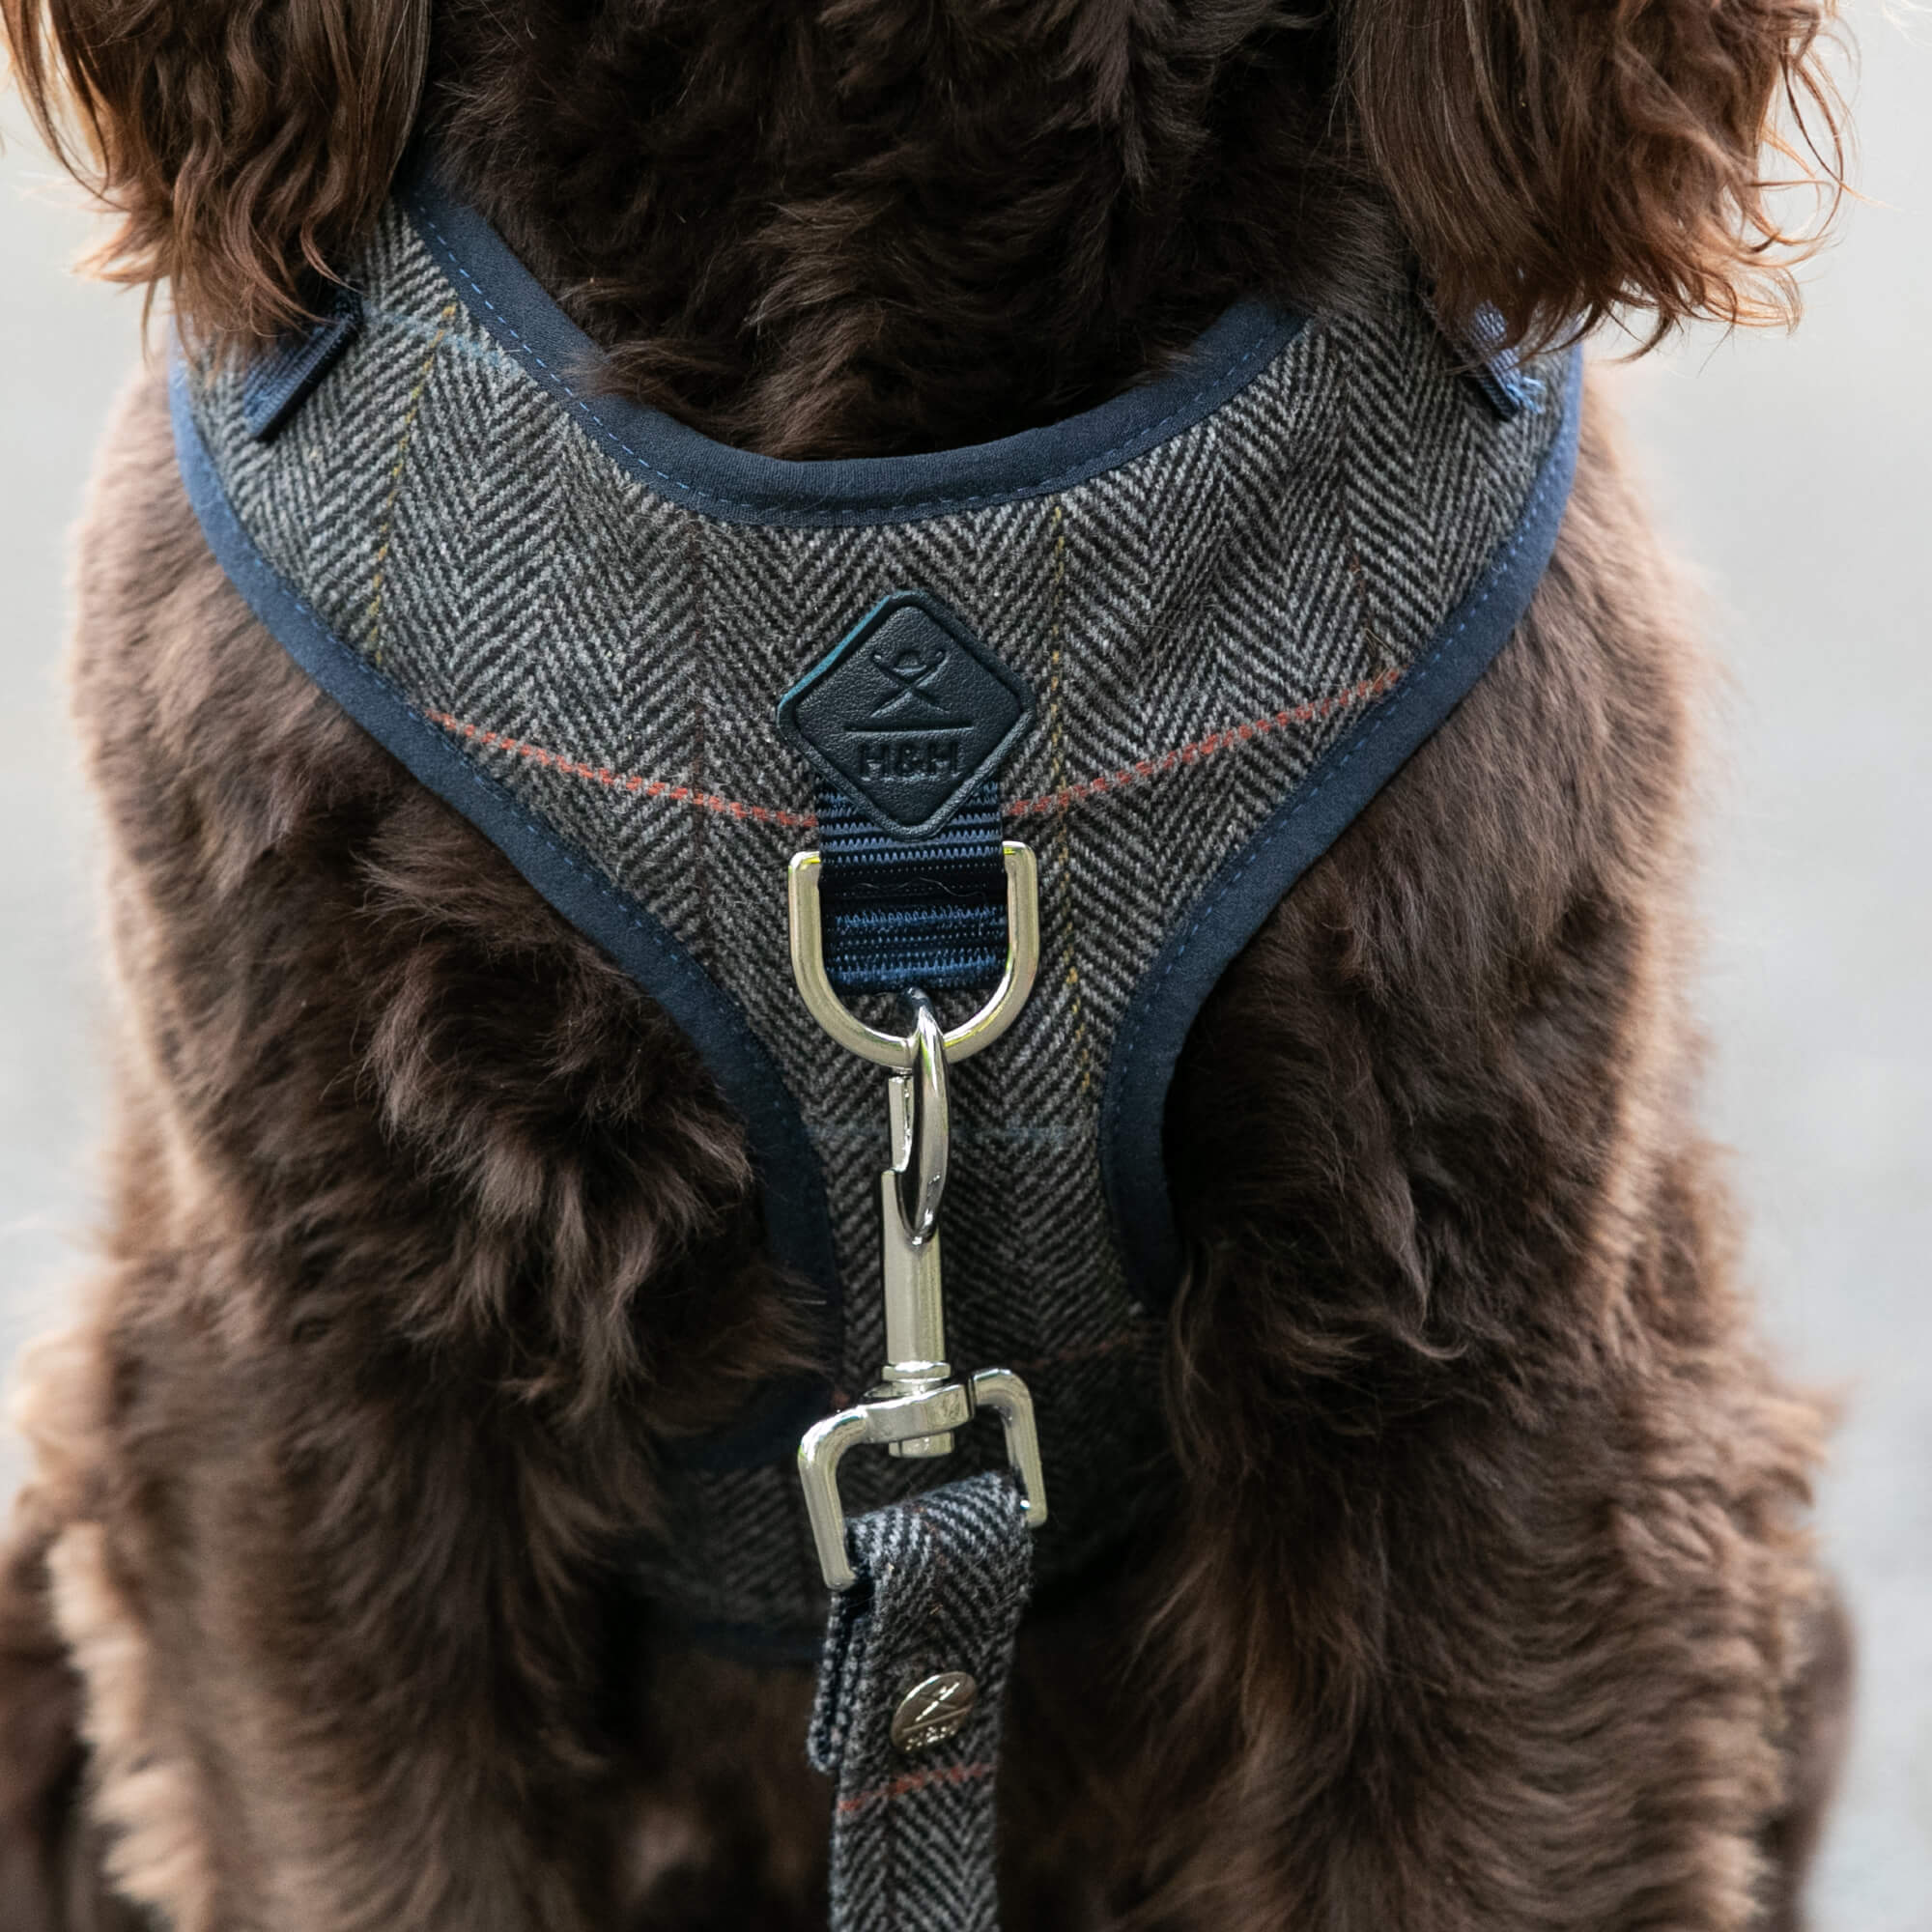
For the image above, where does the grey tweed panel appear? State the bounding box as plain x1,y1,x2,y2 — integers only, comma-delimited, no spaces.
185,199,1566,1638
808,1473,1033,1932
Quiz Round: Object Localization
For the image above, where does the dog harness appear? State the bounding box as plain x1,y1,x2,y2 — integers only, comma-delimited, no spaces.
172,152,1578,1927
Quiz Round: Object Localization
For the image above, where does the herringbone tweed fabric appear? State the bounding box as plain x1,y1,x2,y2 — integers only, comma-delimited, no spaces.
183,192,1569,1644
808,1473,1033,1932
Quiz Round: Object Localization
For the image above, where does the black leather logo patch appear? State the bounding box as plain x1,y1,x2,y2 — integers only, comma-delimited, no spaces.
778,591,1034,839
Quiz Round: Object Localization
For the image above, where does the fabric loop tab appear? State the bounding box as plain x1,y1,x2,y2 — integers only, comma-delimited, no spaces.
241,286,365,442
816,783,1009,995
808,1471,1034,1932
1426,295,1533,423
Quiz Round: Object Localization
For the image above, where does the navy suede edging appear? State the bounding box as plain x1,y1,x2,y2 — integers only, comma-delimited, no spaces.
395,156,1305,529
168,356,834,1470
1099,346,1587,1304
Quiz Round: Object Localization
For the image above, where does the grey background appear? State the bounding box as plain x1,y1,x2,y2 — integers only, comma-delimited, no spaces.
2,16,1926,1922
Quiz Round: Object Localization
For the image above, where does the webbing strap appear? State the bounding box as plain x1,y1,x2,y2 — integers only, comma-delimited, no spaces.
241,286,364,441
808,1472,1033,1932
817,783,1009,995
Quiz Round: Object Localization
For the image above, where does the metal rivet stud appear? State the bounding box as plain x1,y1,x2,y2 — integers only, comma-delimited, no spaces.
890,1671,979,1755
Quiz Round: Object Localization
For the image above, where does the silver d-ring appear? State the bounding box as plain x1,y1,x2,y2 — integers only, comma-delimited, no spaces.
786,842,1040,1069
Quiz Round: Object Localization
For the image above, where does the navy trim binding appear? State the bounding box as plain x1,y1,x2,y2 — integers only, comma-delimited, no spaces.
395,155,1306,529
176,162,1582,1466
1098,346,1586,1304
169,358,835,1471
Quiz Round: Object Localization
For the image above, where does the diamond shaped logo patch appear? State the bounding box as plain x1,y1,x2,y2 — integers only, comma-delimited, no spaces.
778,592,1034,839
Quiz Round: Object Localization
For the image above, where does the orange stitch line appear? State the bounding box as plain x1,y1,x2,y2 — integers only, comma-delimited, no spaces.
424,709,817,829
424,667,1399,835
1004,668,1402,820
836,1761,997,1815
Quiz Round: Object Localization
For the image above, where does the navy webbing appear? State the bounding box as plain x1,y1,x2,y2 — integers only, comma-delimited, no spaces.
241,286,364,441
817,782,1008,995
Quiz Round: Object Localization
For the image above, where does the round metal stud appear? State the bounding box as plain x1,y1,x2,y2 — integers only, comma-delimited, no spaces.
890,1671,980,1755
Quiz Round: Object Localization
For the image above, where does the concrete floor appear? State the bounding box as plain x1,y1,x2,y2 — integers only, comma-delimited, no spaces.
2,22,1927,1924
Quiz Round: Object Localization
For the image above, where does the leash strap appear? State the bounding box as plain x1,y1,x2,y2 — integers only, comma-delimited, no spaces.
816,781,1009,995
809,1472,1034,1932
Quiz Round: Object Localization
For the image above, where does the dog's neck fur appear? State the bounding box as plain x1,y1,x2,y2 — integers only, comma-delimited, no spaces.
429,0,1399,461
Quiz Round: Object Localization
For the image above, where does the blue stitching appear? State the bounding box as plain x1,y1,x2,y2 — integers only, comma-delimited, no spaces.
404,189,1290,520
360,304,504,365
1107,363,1579,1109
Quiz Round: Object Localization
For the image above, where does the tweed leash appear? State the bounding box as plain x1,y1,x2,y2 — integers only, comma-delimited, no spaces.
808,1473,1034,1931
781,730,1049,1925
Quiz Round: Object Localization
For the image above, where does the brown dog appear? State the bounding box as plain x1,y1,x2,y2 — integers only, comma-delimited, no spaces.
0,1,1852,1927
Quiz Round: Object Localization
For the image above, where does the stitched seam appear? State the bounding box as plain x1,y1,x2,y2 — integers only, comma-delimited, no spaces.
424,710,819,828
407,192,1289,518
366,299,457,666
1107,398,1576,1099
1004,668,1401,817
421,677,1396,835
836,1761,999,1815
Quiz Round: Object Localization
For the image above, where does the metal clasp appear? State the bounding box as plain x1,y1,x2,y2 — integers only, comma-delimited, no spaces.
786,844,1042,1070
789,842,1050,1592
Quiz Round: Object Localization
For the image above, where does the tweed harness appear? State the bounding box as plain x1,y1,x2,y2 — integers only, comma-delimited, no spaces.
172,154,1579,1929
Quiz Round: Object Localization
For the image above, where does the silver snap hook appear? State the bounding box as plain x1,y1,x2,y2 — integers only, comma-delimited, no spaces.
890,992,948,1245
788,838,1050,1593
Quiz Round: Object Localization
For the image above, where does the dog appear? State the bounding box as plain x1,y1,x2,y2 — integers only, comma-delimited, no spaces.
0,0,1854,1926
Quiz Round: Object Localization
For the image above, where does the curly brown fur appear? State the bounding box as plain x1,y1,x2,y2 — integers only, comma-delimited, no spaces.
1132,399,1835,1927
2,0,429,343
0,1502,84,1929
1351,0,1845,350
8,0,1840,434
1,0,1851,1926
